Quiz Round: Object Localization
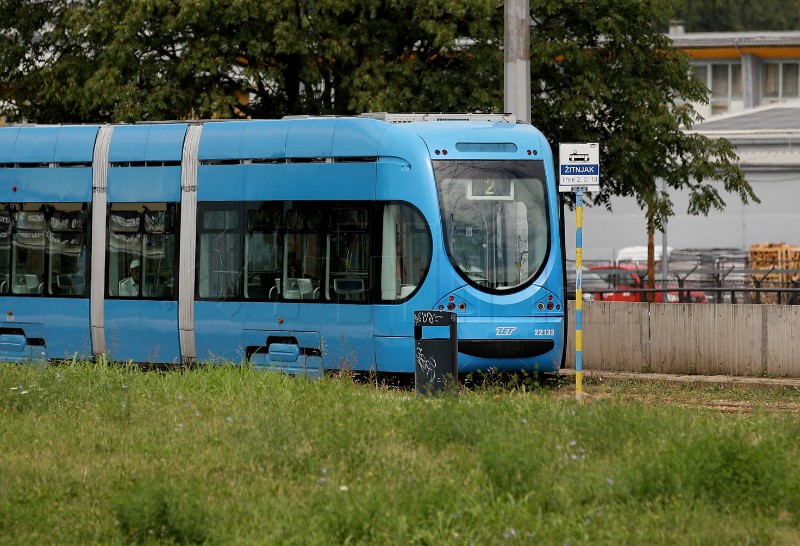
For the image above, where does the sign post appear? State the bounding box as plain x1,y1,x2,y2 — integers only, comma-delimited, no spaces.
559,143,600,401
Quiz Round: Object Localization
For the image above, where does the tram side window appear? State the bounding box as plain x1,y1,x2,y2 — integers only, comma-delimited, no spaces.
198,208,242,299
245,208,281,300
0,204,90,297
0,212,10,294
327,208,369,302
108,204,177,299
380,203,431,301
48,209,88,296
11,210,45,295
282,208,322,301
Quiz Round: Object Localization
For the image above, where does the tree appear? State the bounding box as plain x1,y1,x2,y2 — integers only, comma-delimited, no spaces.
0,0,327,122
528,0,757,294
674,0,800,32
1,0,756,284
0,0,501,122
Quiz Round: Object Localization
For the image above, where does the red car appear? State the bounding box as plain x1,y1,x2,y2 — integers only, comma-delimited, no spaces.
587,265,708,303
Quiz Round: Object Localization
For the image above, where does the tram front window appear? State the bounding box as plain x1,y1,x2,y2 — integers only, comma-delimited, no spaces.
434,160,549,292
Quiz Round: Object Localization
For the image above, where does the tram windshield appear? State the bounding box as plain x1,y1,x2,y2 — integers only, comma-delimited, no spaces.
434,160,549,292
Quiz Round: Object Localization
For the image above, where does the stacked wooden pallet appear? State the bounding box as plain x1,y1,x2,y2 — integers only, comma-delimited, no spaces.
749,243,800,303
784,246,800,282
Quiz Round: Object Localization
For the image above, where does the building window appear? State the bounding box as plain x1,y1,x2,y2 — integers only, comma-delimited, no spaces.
695,62,742,114
783,63,799,97
711,64,729,99
763,62,800,100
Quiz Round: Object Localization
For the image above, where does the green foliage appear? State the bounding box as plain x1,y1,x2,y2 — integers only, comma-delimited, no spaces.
530,0,756,230
0,0,502,122
675,0,800,32
0,0,756,232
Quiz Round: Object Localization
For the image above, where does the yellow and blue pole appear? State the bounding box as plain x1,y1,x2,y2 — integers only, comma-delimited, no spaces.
575,187,584,401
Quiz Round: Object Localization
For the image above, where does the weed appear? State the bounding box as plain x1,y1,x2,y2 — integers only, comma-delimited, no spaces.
329,333,358,380
113,479,209,544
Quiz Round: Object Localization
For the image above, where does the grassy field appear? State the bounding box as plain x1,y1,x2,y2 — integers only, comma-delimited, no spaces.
1,364,800,545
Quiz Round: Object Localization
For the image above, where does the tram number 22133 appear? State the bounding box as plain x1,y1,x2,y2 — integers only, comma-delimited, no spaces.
535,329,556,337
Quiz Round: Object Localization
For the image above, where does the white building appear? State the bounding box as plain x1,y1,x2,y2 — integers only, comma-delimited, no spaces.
668,24,800,117
564,102,800,262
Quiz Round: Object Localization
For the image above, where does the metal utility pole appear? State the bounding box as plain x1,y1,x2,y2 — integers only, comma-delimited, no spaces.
504,0,531,123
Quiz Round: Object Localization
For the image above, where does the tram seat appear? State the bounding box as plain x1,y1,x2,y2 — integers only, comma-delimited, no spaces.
284,278,314,300
25,274,39,289
12,283,28,294
12,274,40,295
298,279,315,300
57,274,85,295
144,273,170,297
334,278,365,301
246,283,266,299
399,285,416,299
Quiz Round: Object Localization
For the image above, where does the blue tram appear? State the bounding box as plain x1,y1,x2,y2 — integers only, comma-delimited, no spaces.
0,113,565,374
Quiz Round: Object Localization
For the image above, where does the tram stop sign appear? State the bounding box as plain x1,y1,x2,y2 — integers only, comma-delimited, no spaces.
558,143,600,192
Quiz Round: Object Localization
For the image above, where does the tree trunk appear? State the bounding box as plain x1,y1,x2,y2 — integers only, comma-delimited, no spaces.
646,203,656,303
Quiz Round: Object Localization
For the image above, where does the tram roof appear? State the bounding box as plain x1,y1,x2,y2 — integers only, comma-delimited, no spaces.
109,123,188,163
0,124,99,164
0,114,534,163
197,117,391,161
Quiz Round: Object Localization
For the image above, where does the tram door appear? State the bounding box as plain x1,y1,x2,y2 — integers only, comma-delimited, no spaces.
321,207,373,371
373,203,433,373
103,204,181,363
99,124,185,364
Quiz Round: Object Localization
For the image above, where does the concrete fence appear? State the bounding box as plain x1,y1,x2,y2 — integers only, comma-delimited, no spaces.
565,302,800,377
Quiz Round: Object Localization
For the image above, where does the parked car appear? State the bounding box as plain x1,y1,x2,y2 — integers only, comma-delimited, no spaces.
587,265,708,303
565,268,615,301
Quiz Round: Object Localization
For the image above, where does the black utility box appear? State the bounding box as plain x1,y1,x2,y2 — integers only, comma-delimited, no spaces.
413,310,458,395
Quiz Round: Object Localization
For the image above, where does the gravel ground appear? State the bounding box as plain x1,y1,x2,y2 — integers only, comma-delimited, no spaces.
555,368,800,414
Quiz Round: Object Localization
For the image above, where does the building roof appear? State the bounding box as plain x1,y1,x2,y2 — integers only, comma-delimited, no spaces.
692,102,800,132
689,102,800,169
669,31,800,49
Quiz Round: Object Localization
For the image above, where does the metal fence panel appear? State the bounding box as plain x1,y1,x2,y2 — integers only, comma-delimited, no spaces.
650,304,761,376
765,306,800,377
566,301,798,377
567,302,649,372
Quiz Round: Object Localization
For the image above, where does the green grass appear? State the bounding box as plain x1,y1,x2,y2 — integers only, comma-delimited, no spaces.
1,364,800,545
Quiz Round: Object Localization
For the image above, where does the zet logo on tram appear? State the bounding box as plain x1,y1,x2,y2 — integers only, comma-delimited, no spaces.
495,326,517,336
